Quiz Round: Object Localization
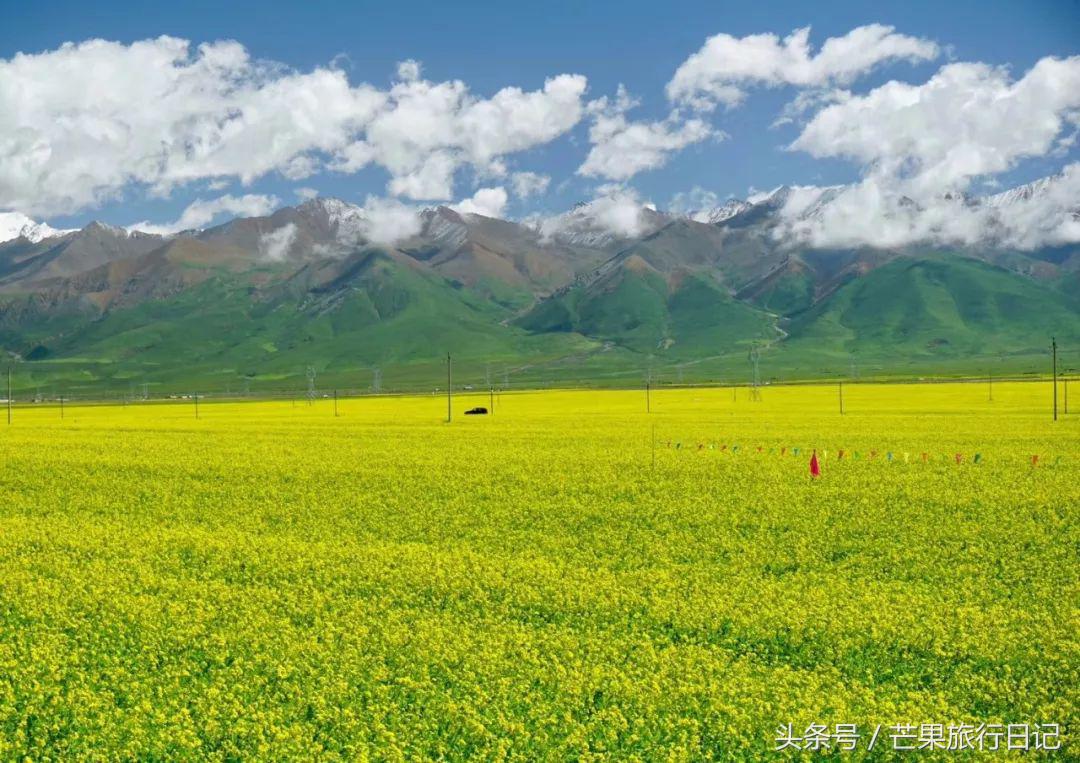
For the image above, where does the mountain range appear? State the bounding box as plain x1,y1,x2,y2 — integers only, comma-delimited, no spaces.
1,178,1077,395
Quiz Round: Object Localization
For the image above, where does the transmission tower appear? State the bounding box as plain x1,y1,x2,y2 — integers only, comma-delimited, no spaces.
372,367,382,395
306,366,317,404
748,343,762,402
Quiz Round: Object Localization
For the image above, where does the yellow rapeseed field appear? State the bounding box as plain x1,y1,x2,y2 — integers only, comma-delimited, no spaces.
0,382,1076,759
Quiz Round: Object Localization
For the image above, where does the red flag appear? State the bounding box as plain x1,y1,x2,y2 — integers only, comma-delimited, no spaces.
810,450,821,478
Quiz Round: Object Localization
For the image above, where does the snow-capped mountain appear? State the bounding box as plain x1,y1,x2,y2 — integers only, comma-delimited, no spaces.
0,212,75,244
689,199,752,224
296,197,368,242
537,199,668,248
985,176,1060,208
417,207,470,251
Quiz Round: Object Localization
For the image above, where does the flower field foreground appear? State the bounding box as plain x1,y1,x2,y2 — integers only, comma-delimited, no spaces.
0,382,1076,759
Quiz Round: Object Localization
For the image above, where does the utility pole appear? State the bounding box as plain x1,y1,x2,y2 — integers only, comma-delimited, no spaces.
60,395,64,420
1052,337,1058,421
748,343,762,402
446,353,452,423
839,380,844,415
489,386,494,415
646,380,651,413
333,389,339,417
6,367,11,425
194,392,200,420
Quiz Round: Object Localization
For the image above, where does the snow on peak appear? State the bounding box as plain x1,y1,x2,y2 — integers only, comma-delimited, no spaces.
689,199,752,224
298,197,367,241
984,176,1058,208
539,196,665,246
0,212,74,244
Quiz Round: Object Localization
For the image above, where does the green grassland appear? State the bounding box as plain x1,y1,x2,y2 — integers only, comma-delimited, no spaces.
2,251,1077,398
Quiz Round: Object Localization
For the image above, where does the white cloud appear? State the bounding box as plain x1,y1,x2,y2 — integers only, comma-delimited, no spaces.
384,151,459,200
259,221,298,260
668,187,721,218
986,164,1080,249
336,72,588,201
578,86,716,181
774,167,1080,251
396,59,422,82
790,56,1080,195
0,38,588,215
0,212,74,244
770,88,850,128
451,186,508,218
511,171,550,199
355,196,422,246
294,187,319,200
129,193,278,235
538,185,655,242
772,55,1080,251
667,25,939,110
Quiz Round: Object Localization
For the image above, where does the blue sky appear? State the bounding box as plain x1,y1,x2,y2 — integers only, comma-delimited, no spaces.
2,0,1078,230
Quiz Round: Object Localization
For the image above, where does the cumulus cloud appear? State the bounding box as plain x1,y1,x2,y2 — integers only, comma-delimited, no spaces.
337,70,588,200
538,185,656,243
986,165,1080,249
667,24,939,110
668,187,722,219
354,196,422,246
129,193,278,235
774,167,1080,251
578,86,716,181
259,221,298,260
790,56,1080,195
294,187,319,201
772,55,1080,250
511,171,550,199
396,59,422,82
770,88,850,128
0,37,588,216
451,187,509,218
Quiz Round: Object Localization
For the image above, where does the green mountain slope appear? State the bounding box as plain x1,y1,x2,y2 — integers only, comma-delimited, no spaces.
780,254,1080,362
2,197,1078,394
1,248,598,393
517,257,777,357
